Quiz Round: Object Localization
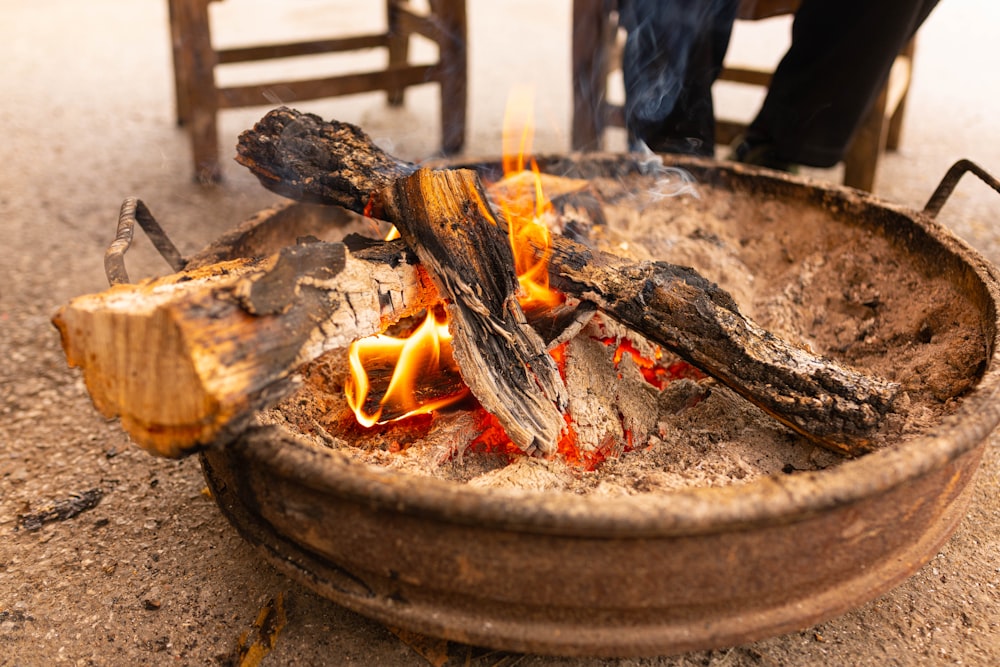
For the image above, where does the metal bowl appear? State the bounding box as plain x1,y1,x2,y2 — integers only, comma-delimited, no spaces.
198,156,1000,657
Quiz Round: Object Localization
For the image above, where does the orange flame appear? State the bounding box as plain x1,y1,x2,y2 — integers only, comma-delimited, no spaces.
499,86,563,310
502,85,535,175
346,86,566,446
345,310,469,426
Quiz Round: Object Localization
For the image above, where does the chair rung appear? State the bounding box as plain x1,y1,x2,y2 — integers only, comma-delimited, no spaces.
216,64,440,109
718,66,773,87
396,7,447,45
217,34,390,64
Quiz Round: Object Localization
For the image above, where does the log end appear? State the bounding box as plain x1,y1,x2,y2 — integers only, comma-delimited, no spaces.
234,107,416,213
53,298,224,458
51,261,260,458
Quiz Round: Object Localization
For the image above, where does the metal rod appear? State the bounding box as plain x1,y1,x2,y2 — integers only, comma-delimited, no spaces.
104,198,186,286
923,159,1000,219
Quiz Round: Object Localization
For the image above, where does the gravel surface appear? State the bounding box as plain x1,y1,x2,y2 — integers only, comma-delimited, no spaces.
2,1,998,665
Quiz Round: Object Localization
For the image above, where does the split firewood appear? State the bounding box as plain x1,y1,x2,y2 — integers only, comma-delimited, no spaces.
53,238,437,457
236,107,900,455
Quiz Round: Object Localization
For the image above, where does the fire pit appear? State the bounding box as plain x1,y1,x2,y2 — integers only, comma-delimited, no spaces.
184,154,999,656
55,136,1000,656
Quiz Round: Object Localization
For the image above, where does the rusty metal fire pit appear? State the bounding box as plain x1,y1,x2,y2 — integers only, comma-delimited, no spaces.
187,155,1000,657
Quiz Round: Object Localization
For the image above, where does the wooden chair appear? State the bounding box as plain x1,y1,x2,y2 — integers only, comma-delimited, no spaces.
168,0,467,182
571,0,915,191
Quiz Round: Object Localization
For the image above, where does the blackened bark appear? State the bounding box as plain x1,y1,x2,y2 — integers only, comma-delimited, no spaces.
236,106,416,211
545,237,898,455
378,169,568,455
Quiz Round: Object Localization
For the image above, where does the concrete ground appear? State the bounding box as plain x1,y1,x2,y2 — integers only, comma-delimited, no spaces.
2,1,999,665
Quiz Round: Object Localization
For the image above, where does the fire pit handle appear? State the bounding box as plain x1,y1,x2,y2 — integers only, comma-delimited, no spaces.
104,198,187,286
923,159,1000,220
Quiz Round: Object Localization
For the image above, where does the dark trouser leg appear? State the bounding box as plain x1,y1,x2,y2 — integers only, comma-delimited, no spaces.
746,0,939,167
620,0,738,155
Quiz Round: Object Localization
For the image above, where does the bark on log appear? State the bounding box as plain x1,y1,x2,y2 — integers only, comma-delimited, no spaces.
236,107,900,456
545,237,897,455
235,106,416,211
379,169,568,455
53,240,436,457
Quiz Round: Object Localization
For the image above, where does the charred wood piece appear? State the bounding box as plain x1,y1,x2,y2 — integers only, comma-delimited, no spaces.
378,169,568,454
545,237,898,455
17,488,104,532
235,106,416,211
53,239,437,457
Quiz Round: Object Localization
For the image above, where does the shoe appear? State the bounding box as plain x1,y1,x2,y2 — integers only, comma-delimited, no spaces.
629,134,714,158
730,137,798,174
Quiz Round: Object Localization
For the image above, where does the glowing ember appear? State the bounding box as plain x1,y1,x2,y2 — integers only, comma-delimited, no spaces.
468,409,524,458
598,337,706,390
468,404,608,472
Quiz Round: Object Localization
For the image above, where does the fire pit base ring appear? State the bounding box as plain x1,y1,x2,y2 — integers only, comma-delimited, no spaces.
201,437,984,657
193,155,1000,657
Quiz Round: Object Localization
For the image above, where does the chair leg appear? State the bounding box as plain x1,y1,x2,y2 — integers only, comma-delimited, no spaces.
173,0,222,182
843,84,889,192
434,0,467,155
167,0,191,126
572,0,612,151
885,37,916,151
884,86,908,152
385,0,409,107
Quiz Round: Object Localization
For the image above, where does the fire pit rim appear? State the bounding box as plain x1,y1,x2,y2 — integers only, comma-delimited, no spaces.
239,370,998,538
212,154,1000,538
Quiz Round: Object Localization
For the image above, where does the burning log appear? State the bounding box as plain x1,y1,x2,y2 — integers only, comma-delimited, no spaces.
236,107,900,456
240,108,570,454
379,169,568,455
53,238,437,457
544,238,897,455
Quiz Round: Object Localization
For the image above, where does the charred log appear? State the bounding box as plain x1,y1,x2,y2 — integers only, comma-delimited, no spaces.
378,168,567,454
53,240,437,457
235,106,416,211
545,237,898,455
